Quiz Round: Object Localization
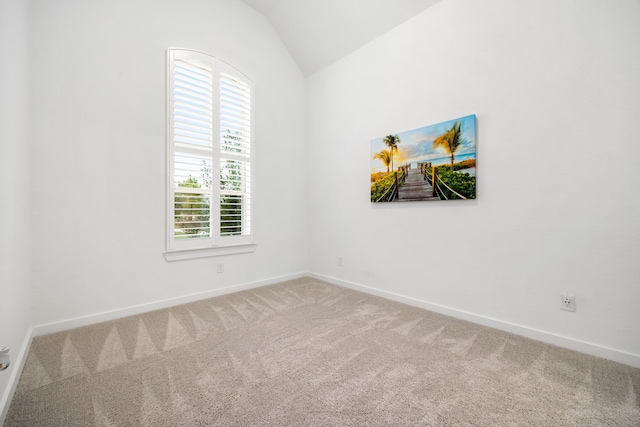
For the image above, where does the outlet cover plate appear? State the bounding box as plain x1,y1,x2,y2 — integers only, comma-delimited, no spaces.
561,293,576,311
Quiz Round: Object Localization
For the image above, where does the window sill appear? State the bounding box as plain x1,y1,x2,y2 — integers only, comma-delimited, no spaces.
164,243,257,261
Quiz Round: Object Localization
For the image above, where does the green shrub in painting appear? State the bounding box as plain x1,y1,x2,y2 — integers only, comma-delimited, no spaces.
428,165,476,199
370,173,396,202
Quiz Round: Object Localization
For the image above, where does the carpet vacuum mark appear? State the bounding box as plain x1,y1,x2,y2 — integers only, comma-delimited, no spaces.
5,278,640,426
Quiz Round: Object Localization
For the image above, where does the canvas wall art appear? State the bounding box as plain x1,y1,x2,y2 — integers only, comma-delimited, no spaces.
370,114,476,202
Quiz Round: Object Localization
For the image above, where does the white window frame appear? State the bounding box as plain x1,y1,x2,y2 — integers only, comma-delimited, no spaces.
165,48,255,261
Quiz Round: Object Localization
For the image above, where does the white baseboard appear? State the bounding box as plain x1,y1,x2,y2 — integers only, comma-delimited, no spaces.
309,272,640,369
0,327,33,426
33,272,307,337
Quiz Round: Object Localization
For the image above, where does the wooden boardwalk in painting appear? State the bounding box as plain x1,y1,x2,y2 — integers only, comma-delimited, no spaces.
397,168,441,201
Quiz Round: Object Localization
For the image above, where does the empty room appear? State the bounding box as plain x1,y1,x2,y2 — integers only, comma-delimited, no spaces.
1,0,639,425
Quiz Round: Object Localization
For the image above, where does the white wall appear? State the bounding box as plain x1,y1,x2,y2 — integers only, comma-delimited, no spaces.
307,0,640,363
29,0,308,326
0,0,32,419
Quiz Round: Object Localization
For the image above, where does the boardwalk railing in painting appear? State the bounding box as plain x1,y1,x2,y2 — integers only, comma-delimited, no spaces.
418,162,467,200
374,166,407,202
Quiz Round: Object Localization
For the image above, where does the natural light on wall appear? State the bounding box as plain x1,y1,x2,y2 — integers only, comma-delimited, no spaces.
165,48,254,260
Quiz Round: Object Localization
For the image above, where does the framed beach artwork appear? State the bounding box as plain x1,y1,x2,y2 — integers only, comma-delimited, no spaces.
370,114,477,202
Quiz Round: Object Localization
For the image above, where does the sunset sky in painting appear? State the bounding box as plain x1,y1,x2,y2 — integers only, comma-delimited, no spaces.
371,114,476,173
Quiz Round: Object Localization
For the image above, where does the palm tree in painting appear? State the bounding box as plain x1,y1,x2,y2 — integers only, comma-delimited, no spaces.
433,121,462,170
372,149,392,174
383,134,400,172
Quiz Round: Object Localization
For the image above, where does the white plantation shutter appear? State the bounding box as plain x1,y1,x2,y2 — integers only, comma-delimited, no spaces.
219,68,252,237
220,159,251,236
220,71,251,156
174,59,213,148
167,49,253,253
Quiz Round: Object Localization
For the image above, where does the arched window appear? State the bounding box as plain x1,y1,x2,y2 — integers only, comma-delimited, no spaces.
166,49,254,260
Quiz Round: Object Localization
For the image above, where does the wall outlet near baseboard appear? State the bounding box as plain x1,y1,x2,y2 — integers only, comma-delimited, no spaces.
0,346,10,371
561,292,576,311
338,257,343,267
217,262,224,273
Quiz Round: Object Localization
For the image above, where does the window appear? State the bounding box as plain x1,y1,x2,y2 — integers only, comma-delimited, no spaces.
166,49,254,260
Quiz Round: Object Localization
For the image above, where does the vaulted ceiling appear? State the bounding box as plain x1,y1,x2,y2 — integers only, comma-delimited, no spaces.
240,0,443,76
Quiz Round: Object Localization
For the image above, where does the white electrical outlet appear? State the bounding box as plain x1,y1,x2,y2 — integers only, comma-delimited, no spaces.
0,346,10,371
217,263,224,273
338,257,343,267
560,292,576,311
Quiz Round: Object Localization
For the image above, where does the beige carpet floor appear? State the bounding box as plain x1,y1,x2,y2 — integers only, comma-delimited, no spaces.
4,278,640,426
